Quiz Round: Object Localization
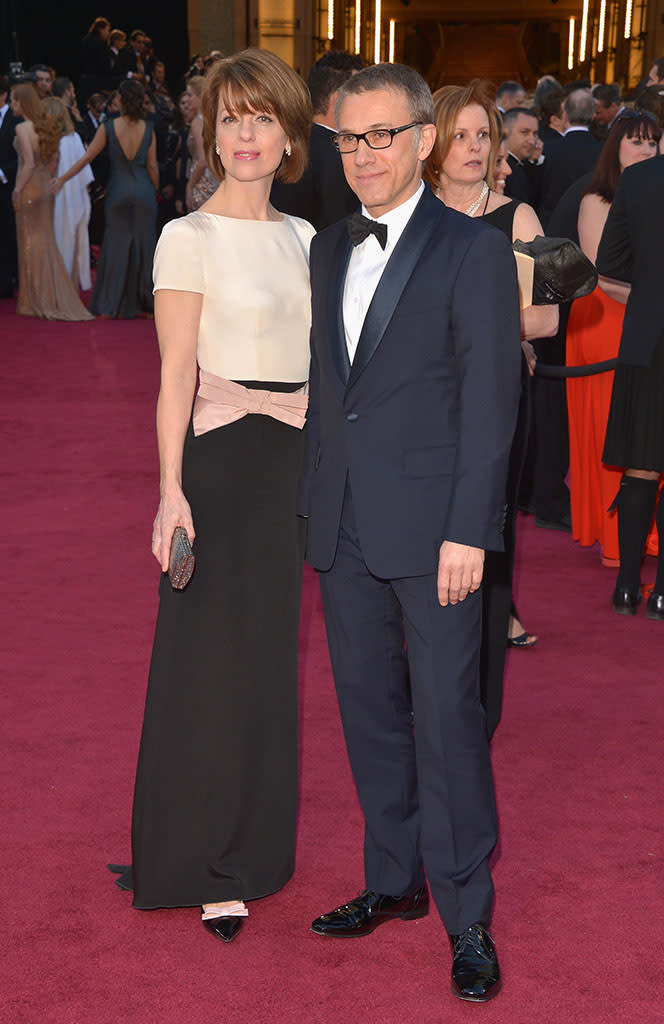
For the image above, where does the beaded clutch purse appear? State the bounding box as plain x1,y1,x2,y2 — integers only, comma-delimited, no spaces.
168,526,195,590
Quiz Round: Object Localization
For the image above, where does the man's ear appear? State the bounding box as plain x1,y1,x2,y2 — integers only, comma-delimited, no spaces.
417,123,437,162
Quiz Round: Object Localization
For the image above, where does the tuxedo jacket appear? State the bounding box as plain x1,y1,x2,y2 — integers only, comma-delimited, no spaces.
299,186,522,579
0,109,18,189
539,130,603,228
504,153,541,208
271,122,358,230
597,155,664,368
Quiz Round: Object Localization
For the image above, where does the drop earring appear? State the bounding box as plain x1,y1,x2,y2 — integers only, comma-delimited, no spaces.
285,144,291,157
215,144,220,155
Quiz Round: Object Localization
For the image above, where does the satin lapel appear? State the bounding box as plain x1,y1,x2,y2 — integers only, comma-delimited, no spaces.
327,228,353,385
346,188,444,392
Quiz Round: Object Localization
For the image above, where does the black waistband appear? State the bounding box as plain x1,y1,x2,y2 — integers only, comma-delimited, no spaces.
232,380,307,393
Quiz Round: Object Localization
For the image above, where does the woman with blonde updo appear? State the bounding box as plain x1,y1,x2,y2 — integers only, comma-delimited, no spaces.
10,83,91,319
42,97,93,291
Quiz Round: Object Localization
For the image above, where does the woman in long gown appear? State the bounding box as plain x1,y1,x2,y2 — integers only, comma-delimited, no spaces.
53,80,158,318
426,81,559,738
10,84,91,321
565,112,660,565
113,49,313,944
42,97,93,291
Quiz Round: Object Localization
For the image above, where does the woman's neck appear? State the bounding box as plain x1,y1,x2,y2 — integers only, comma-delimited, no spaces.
208,175,279,221
437,176,487,214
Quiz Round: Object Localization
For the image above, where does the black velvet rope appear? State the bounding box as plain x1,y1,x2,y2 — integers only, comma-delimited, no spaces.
534,358,618,378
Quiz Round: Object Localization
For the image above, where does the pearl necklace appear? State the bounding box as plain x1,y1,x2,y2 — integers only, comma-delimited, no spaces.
464,180,489,217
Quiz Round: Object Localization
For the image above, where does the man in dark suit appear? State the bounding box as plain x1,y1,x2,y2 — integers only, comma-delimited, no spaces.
299,63,521,1003
596,155,664,618
117,30,148,79
271,52,359,229
539,89,603,227
502,106,542,207
0,75,18,298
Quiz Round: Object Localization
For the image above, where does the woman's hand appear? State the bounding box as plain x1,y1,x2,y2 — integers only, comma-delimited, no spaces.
521,340,537,376
152,487,195,572
49,177,63,195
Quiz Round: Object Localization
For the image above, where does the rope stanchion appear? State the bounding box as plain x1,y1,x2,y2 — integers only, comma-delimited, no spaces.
534,358,618,378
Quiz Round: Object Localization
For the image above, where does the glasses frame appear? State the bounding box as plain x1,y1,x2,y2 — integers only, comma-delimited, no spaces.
332,121,423,154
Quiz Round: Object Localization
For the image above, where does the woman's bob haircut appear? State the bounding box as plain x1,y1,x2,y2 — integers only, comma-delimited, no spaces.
425,79,503,190
201,48,312,184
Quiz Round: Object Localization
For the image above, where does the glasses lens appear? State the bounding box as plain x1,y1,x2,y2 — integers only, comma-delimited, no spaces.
335,135,357,152
366,130,393,149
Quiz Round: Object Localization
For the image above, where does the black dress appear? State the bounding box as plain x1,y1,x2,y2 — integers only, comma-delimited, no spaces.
602,336,664,472
118,212,315,908
478,200,530,739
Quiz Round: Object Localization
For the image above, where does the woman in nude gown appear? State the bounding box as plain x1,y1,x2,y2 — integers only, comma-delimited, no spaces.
10,83,91,321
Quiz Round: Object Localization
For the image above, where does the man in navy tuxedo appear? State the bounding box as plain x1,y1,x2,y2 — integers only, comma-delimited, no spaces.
299,63,521,1003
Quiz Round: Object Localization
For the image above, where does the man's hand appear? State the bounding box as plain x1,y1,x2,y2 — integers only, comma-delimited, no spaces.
437,541,484,607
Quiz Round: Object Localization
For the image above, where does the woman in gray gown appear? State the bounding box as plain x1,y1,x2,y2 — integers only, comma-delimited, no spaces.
53,80,158,318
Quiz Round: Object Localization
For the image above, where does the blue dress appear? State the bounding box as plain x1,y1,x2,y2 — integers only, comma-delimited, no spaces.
90,119,157,318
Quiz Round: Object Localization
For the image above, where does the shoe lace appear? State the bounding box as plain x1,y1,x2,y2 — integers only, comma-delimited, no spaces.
453,925,493,960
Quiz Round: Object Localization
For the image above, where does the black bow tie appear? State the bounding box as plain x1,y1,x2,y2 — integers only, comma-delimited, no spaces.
347,212,388,250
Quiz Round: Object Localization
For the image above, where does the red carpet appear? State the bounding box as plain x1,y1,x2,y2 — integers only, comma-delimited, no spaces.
2,300,663,1023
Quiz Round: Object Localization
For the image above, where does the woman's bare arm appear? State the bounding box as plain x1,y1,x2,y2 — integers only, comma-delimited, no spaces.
151,289,202,570
512,202,559,343
146,133,159,192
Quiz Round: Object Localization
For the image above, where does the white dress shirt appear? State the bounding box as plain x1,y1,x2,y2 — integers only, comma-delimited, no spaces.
343,181,424,362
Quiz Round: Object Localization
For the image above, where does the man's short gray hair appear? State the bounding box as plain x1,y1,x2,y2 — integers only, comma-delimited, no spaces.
335,62,434,126
564,88,595,126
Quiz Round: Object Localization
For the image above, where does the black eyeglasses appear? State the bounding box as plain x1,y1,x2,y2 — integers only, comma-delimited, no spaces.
332,122,422,154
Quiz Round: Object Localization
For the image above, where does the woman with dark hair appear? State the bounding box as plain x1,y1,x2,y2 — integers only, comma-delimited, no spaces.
426,80,559,737
565,111,660,569
10,84,91,320
112,48,313,943
53,79,159,317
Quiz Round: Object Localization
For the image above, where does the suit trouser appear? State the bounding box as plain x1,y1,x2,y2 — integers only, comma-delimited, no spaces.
318,487,498,935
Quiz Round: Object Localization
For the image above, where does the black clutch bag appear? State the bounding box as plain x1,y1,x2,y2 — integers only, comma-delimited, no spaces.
512,235,598,305
168,526,195,590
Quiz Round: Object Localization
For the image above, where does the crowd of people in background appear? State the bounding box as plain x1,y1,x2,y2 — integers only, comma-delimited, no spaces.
0,29,663,615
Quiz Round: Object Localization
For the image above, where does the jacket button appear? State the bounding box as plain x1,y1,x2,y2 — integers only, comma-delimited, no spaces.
346,412,358,422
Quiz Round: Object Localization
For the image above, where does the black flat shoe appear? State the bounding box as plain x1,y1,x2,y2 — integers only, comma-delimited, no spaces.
506,631,538,649
612,586,641,615
311,886,429,937
450,923,501,1003
646,591,664,621
203,916,244,943
535,513,572,533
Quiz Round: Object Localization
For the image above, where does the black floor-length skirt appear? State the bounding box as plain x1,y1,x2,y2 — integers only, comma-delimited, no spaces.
126,401,306,908
603,336,664,473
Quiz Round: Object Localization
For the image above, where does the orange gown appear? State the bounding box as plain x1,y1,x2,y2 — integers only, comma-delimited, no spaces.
566,286,658,562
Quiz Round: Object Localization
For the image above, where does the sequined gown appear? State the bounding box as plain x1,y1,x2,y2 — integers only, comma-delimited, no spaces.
14,137,92,321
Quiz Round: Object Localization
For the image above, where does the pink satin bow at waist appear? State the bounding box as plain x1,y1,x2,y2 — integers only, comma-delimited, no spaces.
192,371,308,437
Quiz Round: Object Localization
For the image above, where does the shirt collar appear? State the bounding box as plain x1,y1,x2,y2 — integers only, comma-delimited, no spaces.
361,181,424,249
564,125,589,135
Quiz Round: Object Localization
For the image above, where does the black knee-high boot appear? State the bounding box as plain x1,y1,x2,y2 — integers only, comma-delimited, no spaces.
613,475,659,613
648,485,664,620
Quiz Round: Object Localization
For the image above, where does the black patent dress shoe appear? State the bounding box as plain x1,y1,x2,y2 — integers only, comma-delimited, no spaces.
203,916,244,943
311,886,429,937
646,591,664,621
612,586,642,615
450,923,501,1003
